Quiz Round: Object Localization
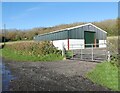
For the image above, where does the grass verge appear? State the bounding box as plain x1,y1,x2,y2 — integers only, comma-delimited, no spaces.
86,62,119,91
65,50,73,59
1,48,63,62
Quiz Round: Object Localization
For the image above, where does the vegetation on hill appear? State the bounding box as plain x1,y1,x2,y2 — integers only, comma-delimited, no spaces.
0,18,119,42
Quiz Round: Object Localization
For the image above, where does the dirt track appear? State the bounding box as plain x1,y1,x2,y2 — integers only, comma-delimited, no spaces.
3,58,110,91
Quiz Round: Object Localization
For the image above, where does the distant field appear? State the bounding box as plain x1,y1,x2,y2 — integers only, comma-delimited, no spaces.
0,40,34,45
107,36,118,39
0,40,35,47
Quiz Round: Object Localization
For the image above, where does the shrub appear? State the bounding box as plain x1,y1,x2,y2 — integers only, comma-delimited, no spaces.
65,50,73,59
4,41,62,57
110,54,119,67
37,41,61,55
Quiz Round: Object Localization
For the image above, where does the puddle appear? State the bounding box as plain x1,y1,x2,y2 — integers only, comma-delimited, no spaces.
1,62,16,91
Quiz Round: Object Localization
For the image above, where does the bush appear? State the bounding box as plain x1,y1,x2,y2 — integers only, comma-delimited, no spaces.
37,41,61,55
110,54,119,67
4,41,62,57
65,50,73,59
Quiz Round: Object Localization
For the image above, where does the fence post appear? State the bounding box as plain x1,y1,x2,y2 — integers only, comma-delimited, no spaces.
62,42,65,57
106,43,108,61
81,44,82,60
92,44,94,61
72,44,74,59
107,51,111,62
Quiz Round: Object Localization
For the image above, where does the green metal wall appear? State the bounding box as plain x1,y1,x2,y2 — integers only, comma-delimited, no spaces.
68,28,84,39
34,24,107,41
35,30,68,41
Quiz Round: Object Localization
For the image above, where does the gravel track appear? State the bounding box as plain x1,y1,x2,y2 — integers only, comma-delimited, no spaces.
2,58,110,91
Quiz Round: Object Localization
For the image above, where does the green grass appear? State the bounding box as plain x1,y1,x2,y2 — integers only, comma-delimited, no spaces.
65,50,73,59
86,62,119,91
1,48,63,62
0,49,2,56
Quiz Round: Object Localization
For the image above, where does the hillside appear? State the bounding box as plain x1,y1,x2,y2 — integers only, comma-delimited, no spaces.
0,18,119,42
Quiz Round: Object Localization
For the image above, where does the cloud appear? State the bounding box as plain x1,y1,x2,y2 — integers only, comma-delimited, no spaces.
10,6,40,20
10,13,28,20
26,7,40,12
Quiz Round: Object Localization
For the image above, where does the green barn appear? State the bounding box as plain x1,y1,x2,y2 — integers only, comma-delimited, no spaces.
34,23,107,50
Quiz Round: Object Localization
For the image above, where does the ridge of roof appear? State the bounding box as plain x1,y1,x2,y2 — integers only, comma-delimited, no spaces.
37,23,107,37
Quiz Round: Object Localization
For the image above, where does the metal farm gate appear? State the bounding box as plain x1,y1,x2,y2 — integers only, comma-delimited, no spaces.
65,43,108,62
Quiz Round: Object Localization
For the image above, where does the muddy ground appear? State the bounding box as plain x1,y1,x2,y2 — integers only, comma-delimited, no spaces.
2,58,110,91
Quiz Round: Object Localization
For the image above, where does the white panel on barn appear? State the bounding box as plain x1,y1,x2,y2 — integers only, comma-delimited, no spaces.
99,40,106,48
52,39,68,50
69,39,84,50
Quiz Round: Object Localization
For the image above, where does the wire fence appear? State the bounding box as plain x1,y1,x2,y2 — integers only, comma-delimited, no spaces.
64,43,108,62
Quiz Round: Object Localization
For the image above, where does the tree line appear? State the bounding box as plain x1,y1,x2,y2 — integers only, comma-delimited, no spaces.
0,18,119,42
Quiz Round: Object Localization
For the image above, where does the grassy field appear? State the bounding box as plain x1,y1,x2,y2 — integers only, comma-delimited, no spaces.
0,40,34,45
1,48,63,62
86,62,119,91
107,36,118,39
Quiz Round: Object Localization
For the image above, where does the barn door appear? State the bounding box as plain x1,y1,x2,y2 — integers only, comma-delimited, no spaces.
84,31,95,48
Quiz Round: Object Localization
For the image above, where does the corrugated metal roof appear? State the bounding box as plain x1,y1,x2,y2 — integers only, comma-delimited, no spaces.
37,23,107,36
